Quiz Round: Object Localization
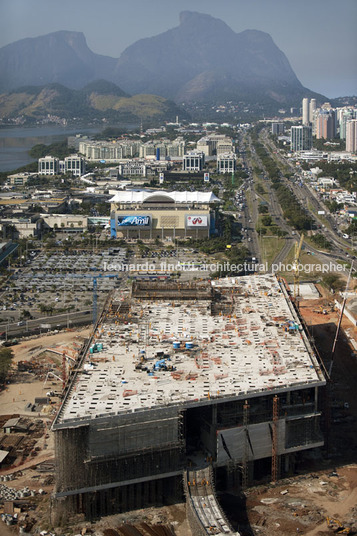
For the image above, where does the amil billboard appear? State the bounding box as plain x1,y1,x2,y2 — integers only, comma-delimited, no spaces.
117,215,151,227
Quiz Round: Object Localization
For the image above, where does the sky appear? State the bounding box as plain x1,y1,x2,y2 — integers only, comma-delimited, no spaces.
0,0,356,98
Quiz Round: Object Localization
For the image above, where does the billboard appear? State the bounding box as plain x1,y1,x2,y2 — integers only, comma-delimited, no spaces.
186,215,208,228
117,215,151,227
204,172,210,182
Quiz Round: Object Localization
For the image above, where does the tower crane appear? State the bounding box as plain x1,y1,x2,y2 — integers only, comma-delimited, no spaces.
293,234,304,299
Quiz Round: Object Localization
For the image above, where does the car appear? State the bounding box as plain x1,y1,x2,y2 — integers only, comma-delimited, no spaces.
17,321,25,326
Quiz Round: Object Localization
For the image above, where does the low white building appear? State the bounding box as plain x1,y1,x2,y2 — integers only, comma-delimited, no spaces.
182,151,205,172
217,153,237,174
38,156,60,176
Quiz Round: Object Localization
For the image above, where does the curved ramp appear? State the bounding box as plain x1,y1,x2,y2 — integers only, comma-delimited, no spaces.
184,467,241,536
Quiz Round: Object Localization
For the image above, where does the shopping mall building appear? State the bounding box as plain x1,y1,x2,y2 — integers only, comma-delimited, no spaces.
109,190,220,240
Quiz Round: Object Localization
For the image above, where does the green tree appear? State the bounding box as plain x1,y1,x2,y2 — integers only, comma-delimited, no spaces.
322,273,344,292
0,347,14,384
261,214,273,227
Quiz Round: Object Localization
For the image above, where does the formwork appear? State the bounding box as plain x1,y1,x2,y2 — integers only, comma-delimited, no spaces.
52,274,327,520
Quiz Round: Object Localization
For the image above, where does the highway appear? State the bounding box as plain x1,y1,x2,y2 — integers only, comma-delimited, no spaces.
258,128,355,270
241,133,296,271
0,309,92,340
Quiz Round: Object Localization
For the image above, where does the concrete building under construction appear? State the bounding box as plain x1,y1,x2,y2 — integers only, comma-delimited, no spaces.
52,275,327,524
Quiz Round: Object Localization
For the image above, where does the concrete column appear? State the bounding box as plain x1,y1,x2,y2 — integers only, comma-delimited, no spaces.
314,386,318,412
212,404,217,425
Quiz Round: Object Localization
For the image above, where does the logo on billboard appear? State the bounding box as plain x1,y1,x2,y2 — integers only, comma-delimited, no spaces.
204,172,210,182
186,215,208,228
117,215,151,227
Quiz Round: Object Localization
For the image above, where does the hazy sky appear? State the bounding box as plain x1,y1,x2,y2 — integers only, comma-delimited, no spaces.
1,0,356,98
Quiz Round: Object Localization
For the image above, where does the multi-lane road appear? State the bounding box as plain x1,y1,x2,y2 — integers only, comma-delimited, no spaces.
256,128,355,270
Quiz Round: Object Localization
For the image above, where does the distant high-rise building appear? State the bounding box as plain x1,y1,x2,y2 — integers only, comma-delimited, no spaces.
316,110,336,140
339,109,357,139
302,98,310,125
271,122,285,135
346,120,357,153
309,99,317,121
291,126,312,151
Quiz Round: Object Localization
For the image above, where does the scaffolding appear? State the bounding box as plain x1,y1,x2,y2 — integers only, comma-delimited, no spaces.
271,395,279,482
52,274,327,520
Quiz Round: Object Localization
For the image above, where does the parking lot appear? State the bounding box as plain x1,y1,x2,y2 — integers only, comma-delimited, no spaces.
0,245,216,335
0,248,127,326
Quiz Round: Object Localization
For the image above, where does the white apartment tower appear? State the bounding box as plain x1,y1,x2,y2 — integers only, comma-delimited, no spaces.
302,98,310,125
309,99,317,122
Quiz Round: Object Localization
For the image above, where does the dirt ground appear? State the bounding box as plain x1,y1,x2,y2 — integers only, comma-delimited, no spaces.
92,504,192,536
246,465,357,535
0,328,91,536
243,287,357,535
0,327,91,417
9,327,92,364
1,292,357,536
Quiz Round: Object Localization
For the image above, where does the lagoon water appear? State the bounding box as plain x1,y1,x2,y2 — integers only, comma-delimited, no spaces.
0,125,102,172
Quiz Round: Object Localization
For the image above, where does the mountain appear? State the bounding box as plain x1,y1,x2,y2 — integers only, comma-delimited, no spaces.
113,11,322,105
0,31,117,92
0,13,326,109
0,81,186,122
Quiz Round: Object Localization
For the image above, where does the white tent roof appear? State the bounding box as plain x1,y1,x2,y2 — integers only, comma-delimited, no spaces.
109,190,220,204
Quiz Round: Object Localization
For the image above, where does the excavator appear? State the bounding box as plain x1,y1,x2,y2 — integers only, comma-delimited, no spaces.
326,516,352,534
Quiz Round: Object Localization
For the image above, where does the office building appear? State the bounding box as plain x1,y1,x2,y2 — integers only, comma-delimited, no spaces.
291,126,313,151
182,151,205,172
38,156,60,176
217,153,237,174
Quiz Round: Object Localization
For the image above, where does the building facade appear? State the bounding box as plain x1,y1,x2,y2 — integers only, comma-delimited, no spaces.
217,153,237,174
316,110,336,140
109,189,219,239
302,98,310,125
182,152,205,172
64,155,86,177
291,126,313,151
346,120,357,153
38,156,60,176
271,123,285,136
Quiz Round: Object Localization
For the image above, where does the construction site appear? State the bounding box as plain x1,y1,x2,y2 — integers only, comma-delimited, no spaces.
50,274,329,533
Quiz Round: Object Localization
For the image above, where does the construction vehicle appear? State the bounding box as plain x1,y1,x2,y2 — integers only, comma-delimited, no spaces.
312,307,328,315
326,517,351,534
